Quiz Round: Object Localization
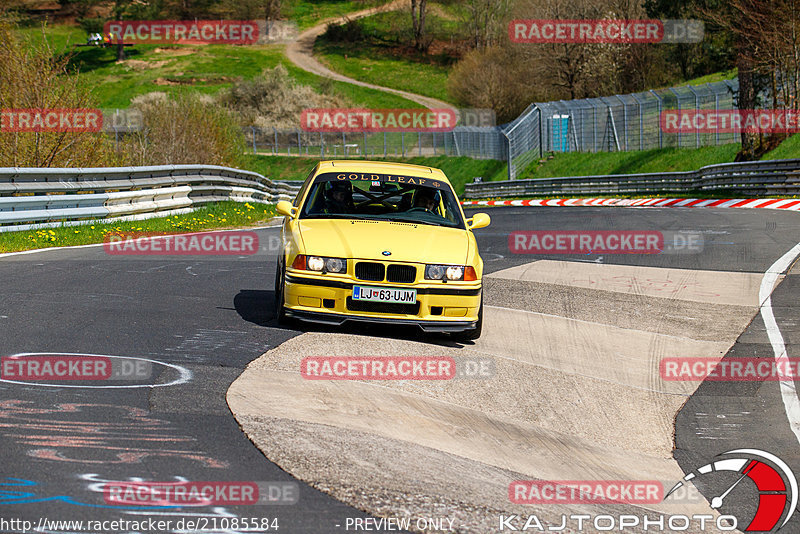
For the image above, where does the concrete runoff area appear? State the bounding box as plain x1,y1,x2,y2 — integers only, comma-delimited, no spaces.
228,261,762,533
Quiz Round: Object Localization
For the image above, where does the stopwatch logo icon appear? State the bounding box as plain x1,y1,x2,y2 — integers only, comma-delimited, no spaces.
666,449,798,532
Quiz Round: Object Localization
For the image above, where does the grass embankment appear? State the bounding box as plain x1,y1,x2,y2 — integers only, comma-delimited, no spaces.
0,201,276,253
16,22,419,109
313,8,463,104
241,154,506,194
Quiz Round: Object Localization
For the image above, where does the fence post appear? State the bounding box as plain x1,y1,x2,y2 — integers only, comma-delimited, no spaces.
320,133,324,157
273,128,278,155
668,88,682,148
649,90,663,148
537,107,543,157
630,93,644,150
341,132,346,156
616,95,628,150
687,86,701,148
504,130,513,180
363,131,367,157
383,132,387,157
401,132,405,157
297,130,302,155
708,82,719,145
419,132,422,156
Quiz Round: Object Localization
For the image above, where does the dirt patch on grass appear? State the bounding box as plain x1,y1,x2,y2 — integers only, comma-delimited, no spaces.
153,75,233,85
154,47,196,56
124,59,172,70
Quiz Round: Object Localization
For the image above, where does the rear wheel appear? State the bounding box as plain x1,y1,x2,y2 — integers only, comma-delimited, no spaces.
453,293,482,341
274,259,288,324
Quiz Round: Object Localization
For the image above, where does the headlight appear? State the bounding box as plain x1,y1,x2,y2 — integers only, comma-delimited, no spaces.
445,266,464,280
325,257,345,273
425,264,478,281
425,264,446,280
292,254,347,274
307,256,325,271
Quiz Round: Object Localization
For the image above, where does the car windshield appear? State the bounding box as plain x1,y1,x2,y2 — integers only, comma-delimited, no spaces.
299,172,465,228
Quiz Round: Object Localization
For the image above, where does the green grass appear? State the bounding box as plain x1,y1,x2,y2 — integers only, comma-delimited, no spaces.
313,10,460,104
0,201,276,253
762,133,800,160
284,0,387,30
16,24,419,109
240,154,506,195
515,144,742,180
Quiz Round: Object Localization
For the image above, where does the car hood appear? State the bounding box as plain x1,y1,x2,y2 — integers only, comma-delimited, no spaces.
297,219,469,264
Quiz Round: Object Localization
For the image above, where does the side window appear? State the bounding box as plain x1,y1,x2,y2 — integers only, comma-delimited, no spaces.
293,170,316,207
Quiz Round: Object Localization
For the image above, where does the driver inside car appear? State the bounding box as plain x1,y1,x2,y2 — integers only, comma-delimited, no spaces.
412,187,439,213
324,181,355,214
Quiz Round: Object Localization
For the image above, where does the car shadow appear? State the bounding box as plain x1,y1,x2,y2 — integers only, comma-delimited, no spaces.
233,289,471,347
234,289,279,327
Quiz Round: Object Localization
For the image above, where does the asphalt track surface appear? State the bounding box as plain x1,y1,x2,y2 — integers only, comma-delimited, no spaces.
0,206,798,533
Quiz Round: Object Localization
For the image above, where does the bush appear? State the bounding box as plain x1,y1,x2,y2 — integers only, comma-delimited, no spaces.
321,18,365,43
122,92,246,167
219,64,344,129
0,19,122,167
447,46,541,124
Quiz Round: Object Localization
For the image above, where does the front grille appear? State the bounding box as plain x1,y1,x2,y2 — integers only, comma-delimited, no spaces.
355,262,385,281
346,297,420,315
386,264,416,283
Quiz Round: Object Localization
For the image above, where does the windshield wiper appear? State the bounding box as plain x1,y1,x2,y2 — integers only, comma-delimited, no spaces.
382,217,449,227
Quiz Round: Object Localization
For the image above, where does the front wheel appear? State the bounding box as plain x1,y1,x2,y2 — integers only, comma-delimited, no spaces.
453,293,482,341
274,259,288,324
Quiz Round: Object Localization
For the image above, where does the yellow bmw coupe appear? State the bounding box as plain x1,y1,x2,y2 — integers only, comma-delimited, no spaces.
274,160,490,340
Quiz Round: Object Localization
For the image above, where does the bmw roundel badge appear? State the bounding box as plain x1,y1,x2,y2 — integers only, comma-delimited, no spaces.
382,250,391,256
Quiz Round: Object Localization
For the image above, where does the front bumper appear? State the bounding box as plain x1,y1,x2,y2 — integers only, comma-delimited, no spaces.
283,272,481,332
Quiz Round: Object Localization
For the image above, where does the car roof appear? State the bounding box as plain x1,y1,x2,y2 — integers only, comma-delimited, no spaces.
313,160,451,185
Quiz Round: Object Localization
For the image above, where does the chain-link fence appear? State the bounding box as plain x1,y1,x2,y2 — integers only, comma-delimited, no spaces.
243,127,507,160
503,79,740,179
242,79,742,181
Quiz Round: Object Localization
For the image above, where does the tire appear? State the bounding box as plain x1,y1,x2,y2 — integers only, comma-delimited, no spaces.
274,259,288,324
453,293,482,341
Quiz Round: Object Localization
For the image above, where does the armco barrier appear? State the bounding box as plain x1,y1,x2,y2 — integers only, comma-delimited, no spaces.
464,159,800,199
0,165,303,231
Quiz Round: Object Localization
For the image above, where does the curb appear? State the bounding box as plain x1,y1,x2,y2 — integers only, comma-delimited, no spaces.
462,198,800,210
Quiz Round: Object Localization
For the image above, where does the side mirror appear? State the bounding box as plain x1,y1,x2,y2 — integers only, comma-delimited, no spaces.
467,212,490,230
276,200,297,218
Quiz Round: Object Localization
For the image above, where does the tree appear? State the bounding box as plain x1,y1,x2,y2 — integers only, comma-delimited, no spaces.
463,0,511,50
705,0,794,159
410,0,428,51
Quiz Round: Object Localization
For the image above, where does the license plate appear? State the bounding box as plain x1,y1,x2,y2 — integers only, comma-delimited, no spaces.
352,286,416,304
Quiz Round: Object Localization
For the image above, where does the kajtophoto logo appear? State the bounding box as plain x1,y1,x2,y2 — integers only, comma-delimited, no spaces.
666,449,798,532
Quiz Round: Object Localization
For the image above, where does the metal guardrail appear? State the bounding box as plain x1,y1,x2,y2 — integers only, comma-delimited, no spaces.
0,165,303,230
464,159,800,199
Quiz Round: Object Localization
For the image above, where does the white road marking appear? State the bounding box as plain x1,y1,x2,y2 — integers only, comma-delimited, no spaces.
759,242,800,445
0,352,192,389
